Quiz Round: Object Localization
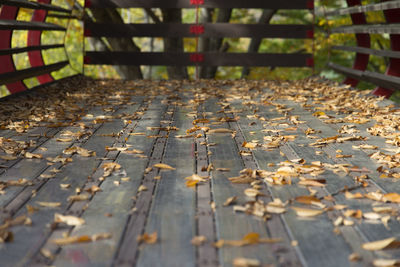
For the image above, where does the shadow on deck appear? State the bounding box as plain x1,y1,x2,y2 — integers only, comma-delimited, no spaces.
0,76,399,267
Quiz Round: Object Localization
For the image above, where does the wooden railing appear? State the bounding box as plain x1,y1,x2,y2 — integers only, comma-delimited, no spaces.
83,0,314,70
0,0,76,95
323,0,400,98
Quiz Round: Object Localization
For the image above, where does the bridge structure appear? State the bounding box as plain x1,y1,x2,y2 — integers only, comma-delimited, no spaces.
1,1,400,266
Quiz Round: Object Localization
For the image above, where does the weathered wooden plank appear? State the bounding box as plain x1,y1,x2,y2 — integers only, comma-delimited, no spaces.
195,108,219,267
46,100,167,266
205,99,281,267
113,104,176,266
85,52,313,67
0,97,146,266
228,97,369,266
86,0,313,9
136,106,197,267
85,23,312,39
271,96,400,260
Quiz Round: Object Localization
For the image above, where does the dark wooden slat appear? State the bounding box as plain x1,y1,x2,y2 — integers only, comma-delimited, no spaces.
331,23,400,34
85,52,312,67
328,62,400,90
204,98,282,266
85,23,313,39
0,44,64,56
0,19,66,31
0,61,68,86
113,105,176,266
332,45,400,59
86,0,313,9
6,99,146,266
136,106,197,267
1,0,72,13
322,1,400,17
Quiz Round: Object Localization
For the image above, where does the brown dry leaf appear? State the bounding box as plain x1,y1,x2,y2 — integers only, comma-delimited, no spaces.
215,232,281,248
68,194,90,202
292,207,324,217
216,168,230,172
25,152,43,159
0,230,13,243
52,233,111,246
54,213,85,226
56,138,73,142
85,185,102,194
153,163,175,170
233,257,261,267
244,188,262,197
295,195,321,205
362,237,400,251
0,155,17,161
223,196,237,206
345,191,364,199
298,178,326,187
137,232,157,244
36,201,61,208
40,173,55,179
242,142,257,149
191,235,207,246
60,184,71,189
138,185,148,192
383,193,400,203
373,259,400,267
185,174,208,187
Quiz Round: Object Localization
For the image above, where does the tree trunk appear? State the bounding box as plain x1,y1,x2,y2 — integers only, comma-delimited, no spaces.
241,9,276,78
161,9,188,79
200,8,232,78
90,8,143,79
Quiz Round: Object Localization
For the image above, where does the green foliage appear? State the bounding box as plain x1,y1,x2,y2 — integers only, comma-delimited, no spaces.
2,0,394,96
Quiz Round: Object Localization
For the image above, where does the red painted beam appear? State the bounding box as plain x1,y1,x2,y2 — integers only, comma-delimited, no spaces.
343,0,370,87
372,0,400,97
28,0,54,84
0,6,28,93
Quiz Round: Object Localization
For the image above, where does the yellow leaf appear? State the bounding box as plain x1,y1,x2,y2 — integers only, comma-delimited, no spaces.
137,232,157,244
54,213,85,226
36,201,61,208
362,237,400,251
153,163,175,170
292,207,324,217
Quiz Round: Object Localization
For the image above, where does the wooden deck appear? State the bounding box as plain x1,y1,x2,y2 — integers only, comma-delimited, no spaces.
0,77,400,267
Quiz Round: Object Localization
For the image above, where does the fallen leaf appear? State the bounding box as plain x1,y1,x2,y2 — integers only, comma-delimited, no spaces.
223,196,237,206
233,257,261,267
36,201,61,208
191,235,207,246
153,163,175,170
373,259,400,267
137,232,157,244
362,237,400,251
383,193,400,203
68,194,90,202
54,213,85,226
25,152,43,159
292,207,324,217
52,233,111,246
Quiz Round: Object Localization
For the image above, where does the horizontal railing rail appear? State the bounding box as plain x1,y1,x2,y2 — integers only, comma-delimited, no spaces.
325,0,400,98
0,0,77,96
84,0,314,72
85,0,314,9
